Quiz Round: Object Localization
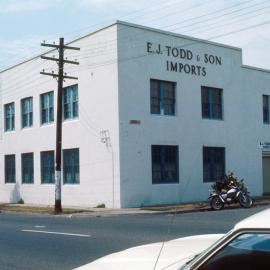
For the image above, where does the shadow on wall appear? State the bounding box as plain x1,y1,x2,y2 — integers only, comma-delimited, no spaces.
10,183,22,203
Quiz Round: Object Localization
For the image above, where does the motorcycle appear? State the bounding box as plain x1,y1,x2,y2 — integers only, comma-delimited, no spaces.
209,177,253,210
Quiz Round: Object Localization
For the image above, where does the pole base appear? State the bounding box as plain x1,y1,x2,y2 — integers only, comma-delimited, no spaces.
54,200,62,214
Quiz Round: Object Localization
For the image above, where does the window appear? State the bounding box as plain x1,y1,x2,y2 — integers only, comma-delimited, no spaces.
63,148,79,184
199,233,270,270
41,151,54,184
151,145,179,184
63,85,78,120
201,86,223,119
203,147,225,183
21,97,33,128
263,95,270,124
21,153,34,184
150,79,176,115
4,102,15,131
5,155,16,183
41,91,54,124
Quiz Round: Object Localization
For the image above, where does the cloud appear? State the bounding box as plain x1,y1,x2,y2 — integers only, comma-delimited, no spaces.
0,0,60,13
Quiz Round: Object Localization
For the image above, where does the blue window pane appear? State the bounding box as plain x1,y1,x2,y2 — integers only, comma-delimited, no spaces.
41,151,54,184
150,80,175,115
5,155,16,183
63,148,79,184
4,103,15,131
41,91,54,124
63,85,79,120
21,98,33,128
21,153,34,184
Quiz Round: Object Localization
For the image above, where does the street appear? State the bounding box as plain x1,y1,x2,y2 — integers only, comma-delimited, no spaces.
0,205,268,270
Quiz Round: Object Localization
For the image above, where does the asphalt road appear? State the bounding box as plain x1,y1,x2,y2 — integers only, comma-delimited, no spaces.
0,205,268,270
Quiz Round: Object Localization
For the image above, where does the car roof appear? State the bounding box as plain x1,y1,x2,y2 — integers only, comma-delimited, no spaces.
234,208,270,230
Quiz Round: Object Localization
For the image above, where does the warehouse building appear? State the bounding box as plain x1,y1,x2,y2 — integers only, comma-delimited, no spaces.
0,21,270,208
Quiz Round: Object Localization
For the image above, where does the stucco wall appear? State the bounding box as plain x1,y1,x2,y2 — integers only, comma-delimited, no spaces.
0,24,121,208
117,22,270,207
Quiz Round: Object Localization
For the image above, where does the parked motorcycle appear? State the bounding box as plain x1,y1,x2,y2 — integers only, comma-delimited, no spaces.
209,174,253,210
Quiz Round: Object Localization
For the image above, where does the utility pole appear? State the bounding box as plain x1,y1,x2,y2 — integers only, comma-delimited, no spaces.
40,38,80,213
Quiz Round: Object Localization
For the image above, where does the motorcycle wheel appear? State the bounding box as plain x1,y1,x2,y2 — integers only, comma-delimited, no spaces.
239,193,253,208
210,196,224,210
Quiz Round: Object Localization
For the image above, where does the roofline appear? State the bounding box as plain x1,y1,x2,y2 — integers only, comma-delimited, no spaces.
242,64,270,74
2,20,270,74
0,20,117,74
116,20,242,52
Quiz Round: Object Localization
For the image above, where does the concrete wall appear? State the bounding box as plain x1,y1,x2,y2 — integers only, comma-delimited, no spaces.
117,22,270,207
0,24,121,208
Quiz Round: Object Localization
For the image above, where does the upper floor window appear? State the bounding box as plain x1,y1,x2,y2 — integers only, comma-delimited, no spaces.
203,146,225,183
263,95,270,124
151,145,179,184
150,79,176,115
63,85,78,120
5,155,16,183
41,91,54,125
201,86,223,120
21,97,33,128
4,102,15,131
63,148,80,184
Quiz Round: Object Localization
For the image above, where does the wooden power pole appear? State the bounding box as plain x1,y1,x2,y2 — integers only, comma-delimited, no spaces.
40,38,80,213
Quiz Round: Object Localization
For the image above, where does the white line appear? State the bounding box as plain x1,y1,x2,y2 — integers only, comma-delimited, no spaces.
34,226,46,228
21,229,91,238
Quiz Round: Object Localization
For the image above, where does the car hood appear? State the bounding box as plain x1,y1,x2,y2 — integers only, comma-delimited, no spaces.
73,234,224,270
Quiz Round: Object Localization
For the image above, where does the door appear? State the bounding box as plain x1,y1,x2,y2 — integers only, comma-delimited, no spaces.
263,156,270,195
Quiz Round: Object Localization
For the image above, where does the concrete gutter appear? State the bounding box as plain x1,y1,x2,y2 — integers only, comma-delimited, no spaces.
0,196,269,216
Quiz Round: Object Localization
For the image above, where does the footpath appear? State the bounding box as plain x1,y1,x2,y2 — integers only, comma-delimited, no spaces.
0,196,269,216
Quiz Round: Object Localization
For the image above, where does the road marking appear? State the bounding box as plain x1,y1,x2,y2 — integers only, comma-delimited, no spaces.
21,229,91,238
34,226,46,228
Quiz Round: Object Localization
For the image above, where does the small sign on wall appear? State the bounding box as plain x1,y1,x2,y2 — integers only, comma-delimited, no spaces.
260,142,270,149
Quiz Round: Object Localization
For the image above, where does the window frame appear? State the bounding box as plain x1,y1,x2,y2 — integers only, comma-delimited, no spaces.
21,152,34,184
40,91,54,125
40,151,55,184
4,102,15,132
63,84,79,121
21,97,33,128
150,79,176,116
63,148,80,184
151,145,179,184
203,146,225,183
186,229,270,270
201,86,223,120
5,154,16,184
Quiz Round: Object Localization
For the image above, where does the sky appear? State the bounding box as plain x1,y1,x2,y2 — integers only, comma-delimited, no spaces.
1,0,270,71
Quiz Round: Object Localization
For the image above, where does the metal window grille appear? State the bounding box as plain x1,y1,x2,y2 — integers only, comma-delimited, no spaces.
151,145,179,184
203,147,225,183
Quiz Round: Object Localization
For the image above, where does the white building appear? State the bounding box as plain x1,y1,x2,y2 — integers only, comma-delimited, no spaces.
0,21,270,208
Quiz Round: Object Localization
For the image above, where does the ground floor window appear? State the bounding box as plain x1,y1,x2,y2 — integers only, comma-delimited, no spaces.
21,153,34,183
63,148,79,184
151,145,179,184
203,147,225,182
41,151,54,184
5,155,16,183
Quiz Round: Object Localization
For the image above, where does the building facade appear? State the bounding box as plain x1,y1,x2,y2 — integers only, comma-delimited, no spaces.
0,21,270,208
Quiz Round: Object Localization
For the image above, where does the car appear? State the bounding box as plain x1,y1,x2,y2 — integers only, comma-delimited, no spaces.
74,208,270,270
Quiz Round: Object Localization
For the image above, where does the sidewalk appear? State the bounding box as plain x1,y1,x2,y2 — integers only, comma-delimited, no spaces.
0,196,269,216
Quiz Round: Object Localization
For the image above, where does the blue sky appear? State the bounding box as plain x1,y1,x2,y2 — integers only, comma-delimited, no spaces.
1,0,270,70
